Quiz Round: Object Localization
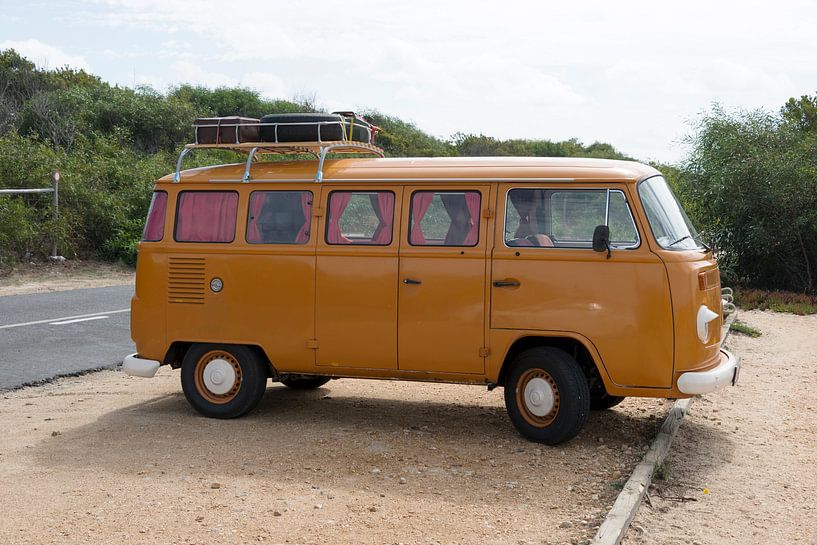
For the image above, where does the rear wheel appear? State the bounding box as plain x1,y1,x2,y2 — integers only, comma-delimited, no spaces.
280,376,331,390
181,344,267,418
504,347,590,445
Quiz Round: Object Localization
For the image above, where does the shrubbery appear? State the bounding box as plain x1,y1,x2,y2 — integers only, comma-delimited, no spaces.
5,47,814,297
675,98,817,293
0,49,628,266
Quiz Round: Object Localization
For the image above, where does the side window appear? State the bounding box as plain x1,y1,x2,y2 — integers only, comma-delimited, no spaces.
175,191,238,243
409,191,481,246
326,191,395,245
142,191,167,242
505,189,638,248
247,191,312,244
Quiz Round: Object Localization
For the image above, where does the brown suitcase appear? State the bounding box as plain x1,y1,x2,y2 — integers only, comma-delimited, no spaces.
194,117,260,144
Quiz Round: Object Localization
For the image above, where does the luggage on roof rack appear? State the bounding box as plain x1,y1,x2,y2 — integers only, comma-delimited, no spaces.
259,112,377,144
194,116,260,144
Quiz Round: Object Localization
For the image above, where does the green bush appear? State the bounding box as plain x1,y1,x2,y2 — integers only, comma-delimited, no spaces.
677,102,817,293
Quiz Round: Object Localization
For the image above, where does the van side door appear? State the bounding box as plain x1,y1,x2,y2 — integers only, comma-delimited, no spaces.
314,187,401,369
397,186,491,375
490,184,674,388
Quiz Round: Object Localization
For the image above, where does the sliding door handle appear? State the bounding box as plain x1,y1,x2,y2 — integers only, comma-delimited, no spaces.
403,278,422,285
493,280,520,288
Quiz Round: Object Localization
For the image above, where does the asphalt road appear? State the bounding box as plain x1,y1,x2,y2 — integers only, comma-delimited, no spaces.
0,285,134,390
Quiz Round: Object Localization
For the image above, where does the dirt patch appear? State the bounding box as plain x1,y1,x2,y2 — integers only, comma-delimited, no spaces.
0,261,134,297
623,310,817,545
0,371,671,545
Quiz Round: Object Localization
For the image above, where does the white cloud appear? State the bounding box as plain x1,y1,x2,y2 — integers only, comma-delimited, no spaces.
0,39,90,71
6,0,817,162
169,60,236,87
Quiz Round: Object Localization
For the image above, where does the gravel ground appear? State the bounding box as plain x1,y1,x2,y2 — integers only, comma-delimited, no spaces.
0,370,671,545
623,310,817,545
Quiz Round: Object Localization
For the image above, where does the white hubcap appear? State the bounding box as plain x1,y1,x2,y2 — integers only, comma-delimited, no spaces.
524,377,555,416
202,359,236,395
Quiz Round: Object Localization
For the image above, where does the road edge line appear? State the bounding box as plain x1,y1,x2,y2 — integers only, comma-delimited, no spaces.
590,396,694,545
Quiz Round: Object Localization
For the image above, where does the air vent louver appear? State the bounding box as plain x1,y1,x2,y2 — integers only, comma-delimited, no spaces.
168,256,206,304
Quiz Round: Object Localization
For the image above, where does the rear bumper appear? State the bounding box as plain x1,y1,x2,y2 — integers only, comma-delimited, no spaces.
677,348,741,395
123,353,160,378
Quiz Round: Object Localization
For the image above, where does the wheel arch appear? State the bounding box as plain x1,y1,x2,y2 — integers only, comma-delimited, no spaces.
496,334,610,391
164,340,277,378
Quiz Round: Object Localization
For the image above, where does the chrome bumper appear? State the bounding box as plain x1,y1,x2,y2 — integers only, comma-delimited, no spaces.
677,348,741,395
123,353,160,378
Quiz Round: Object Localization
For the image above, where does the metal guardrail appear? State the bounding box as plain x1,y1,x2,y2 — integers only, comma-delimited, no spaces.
0,170,63,260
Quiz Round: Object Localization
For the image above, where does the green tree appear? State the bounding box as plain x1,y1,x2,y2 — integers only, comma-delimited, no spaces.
679,105,817,292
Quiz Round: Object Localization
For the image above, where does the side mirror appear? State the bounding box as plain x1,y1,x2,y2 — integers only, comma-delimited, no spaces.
592,225,611,258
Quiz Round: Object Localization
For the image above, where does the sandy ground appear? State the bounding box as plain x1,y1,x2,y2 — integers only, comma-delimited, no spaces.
0,261,134,297
623,310,817,545
0,371,671,545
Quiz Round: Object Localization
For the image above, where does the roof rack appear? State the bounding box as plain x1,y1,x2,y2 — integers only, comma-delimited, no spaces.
174,141,385,183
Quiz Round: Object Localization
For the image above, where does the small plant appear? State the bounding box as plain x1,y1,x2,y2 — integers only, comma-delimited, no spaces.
729,321,762,338
609,480,626,490
654,462,670,481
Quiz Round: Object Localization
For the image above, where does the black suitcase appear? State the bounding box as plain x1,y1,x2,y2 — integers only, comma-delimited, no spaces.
260,113,375,143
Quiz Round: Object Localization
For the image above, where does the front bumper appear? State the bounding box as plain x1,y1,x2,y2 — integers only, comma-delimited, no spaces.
123,353,160,378
677,348,741,395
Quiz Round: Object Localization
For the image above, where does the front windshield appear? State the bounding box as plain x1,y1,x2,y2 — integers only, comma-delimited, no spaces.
638,176,704,251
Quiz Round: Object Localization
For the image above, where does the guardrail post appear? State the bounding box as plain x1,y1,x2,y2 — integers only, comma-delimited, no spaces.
49,170,63,261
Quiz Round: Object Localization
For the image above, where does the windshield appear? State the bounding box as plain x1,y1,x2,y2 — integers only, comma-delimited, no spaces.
638,176,704,251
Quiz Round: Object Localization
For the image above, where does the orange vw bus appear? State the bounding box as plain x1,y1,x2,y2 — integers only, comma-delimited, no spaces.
124,123,739,444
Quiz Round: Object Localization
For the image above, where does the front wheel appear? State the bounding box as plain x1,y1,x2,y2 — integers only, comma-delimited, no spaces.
504,347,590,445
181,344,268,419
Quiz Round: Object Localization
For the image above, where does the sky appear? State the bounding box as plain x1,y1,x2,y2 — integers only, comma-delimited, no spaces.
1,0,815,163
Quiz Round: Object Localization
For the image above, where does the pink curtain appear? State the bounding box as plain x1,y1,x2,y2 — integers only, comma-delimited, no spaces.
176,192,238,242
509,190,538,237
410,192,434,244
142,191,167,242
294,192,312,243
369,192,394,245
246,192,267,243
463,192,481,245
327,192,353,244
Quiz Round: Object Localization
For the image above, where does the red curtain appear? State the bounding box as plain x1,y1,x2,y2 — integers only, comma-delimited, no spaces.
176,192,238,242
463,192,481,245
247,192,267,243
294,192,312,243
509,190,538,237
142,191,167,242
410,192,434,244
327,192,353,244
369,192,394,245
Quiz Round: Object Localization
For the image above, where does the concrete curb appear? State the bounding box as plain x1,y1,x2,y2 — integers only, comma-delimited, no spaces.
590,396,694,545
590,309,737,545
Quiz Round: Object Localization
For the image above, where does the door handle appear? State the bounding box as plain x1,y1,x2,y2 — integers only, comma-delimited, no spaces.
493,280,520,288
403,278,422,285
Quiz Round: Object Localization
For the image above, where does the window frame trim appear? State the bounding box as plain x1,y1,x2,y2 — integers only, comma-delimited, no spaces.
502,187,641,250
141,190,168,243
324,189,397,247
173,189,240,244
407,189,482,248
245,189,314,245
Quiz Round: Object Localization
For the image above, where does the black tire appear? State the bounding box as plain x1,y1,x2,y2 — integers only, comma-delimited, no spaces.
503,347,590,445
590,394,626,411
280,376,331,390
181,344,268,419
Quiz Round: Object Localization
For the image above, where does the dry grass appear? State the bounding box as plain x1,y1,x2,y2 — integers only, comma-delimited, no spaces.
734,288,817,315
